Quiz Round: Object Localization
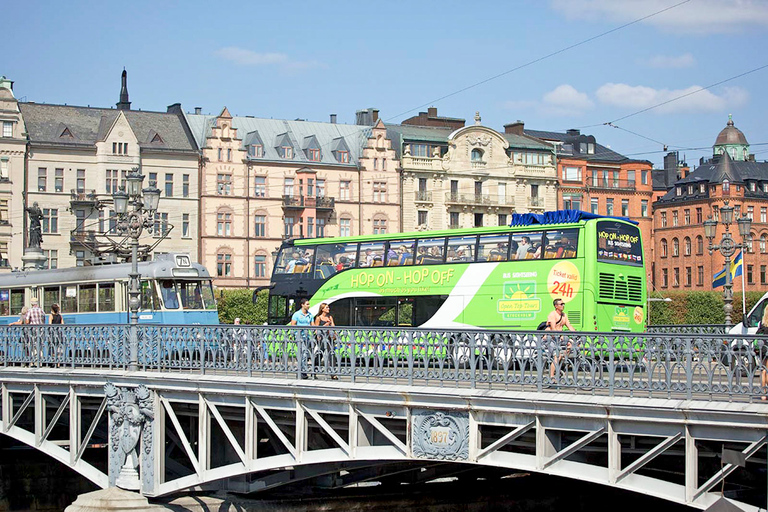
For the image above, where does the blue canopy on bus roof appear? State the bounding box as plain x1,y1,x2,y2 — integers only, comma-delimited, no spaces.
508,210,638,227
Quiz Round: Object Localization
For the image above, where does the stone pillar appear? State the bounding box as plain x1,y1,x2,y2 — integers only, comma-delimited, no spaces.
65,487,165,512
21,247,47,270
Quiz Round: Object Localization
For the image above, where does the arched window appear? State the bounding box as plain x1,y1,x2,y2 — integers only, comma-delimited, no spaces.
661,239,668,258
696,235,704,255
672,238,679,257
684,237,691,256
723,179,730,192
217,209,232,237
471,149,484,162
217,251,232,277
748,232,756,253
761,234,767,253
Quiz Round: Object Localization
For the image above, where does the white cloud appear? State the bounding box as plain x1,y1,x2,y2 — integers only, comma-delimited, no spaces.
541,84,594,116
214,47,325,72
549,0,768,34
643,53,696,69
595,82,749,113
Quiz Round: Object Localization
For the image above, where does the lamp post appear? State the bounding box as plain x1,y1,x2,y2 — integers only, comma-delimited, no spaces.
703,200,752,326
112,168,161,370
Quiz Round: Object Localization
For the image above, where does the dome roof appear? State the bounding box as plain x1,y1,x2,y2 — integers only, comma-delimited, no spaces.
715,115,748,146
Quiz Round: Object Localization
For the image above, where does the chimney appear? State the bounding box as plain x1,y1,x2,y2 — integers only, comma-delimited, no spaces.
427,107,437,117
372,109,379,123
504,120,525,135
194,107,202,115
166,103,182,114
566,129,581,137
330,114,337,124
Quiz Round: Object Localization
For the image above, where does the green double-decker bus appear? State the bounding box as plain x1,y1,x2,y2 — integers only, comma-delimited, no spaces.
260,211,646,333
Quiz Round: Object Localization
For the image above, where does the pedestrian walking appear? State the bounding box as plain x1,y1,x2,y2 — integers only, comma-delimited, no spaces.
49,303,63,324
26,297,45,325
546,298,574,382
757,307,768,401
313,303,338,379
290,298,313,379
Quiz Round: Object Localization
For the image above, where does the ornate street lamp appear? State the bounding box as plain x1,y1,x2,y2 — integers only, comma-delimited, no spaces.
112,167,160,371
704,200,752,326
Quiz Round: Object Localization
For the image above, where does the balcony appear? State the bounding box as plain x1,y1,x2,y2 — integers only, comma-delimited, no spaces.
70,230,97,244
448,224,460,230
445,193,497,206
282,195,335,212
528,196,544,208
70,189,98,207
401,155,443,171
315,196,335,211
415,191,432,202
587,178,636,191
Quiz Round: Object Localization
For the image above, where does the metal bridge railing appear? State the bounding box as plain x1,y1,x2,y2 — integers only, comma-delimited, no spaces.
647,324,730,335
0,325,766,402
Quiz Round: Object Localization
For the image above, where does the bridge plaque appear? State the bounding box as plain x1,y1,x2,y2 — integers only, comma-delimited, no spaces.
411,409,469,461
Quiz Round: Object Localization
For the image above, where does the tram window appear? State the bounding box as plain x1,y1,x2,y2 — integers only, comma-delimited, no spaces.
79,284,97,312
415,238,445,265
159,280,179,309
44,286,59,311
98,283,115,311
10,289,24,315
447,236,476,262
358,242,385,267
61,286,77,313
140,280,158,311
0,289,8,316
388,239,415,266
511,231,543,260
545,228,579,259
179,281,204,309
478,234,511,262
200,281,216,310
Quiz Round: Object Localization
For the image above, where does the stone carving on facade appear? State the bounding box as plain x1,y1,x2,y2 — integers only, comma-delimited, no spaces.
467,134,492,147
411,409,469,461
403,144,411,156
105,383,154,491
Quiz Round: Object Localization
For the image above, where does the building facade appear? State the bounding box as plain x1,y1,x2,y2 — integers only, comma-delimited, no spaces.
652,117,768,292
16,72,200,269
0,77,26,270
388,110,557,232
187,109,400,289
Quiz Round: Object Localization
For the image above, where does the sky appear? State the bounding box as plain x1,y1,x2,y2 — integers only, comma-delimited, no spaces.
3,0,767,169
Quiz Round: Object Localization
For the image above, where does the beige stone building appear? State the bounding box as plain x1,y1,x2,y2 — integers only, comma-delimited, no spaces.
0,77,26,270
387,110,557,231
186,108,400,289
15,72,200,268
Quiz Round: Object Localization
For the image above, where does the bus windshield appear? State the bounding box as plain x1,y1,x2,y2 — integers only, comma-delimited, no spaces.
596,221,643,266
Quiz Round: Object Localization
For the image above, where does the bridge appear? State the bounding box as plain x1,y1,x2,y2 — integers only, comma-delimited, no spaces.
1,324,767,510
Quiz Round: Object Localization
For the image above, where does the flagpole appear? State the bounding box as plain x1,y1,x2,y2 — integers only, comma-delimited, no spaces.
740,251,747,325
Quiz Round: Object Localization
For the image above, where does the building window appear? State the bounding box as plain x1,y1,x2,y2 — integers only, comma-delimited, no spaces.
606,198,614,216
0,158,8,180
698,265,704,286
307,217,314,237
340,181,351,200
382,158,387,171
760,234,767,253
43,249,58,270
217,174,232,195
217,148,222,161
761,265,767,285
685,267,692,287
696,207,702,224
2,121,12,138
217,212,232,236
660,212,667,227
418,210,428,226
684,209,690,225
713,206,719,222
153,212,169,237
683,237,691,256
74,209,86,233
641,200,648,217
281,146,293,159
373,158,378,170
747,206,754,220
227,148,232,162
284,216,295,237
449,212,460,228
76,169,85,192
474,213,483,227
42,208,58,233
471,149,484,162
340,218,351,237
563,166,581,181
563,195,581,210
723,180,730,192
591,198,599,215
662,268,668,288
248,144,264,158
373,181,387,202
317,217,326,238
308,148,320,161
54,168,63,192
747,264,754,284
641,170,648,185
697,235,704,255
106,169,118,194
149,172,157,187
283,178,294,197
165,174,173,197
254,254,267,278
621,199,629,217
254,215,266,237
627,170,636,186
37,167,47,192
337,151,349,163
316,179,326,197
661,239,668,258
182,174,190,197
498,214,507,226
761,207,767,223
182,213,189,238
672,210,678,226
254,176,266,197
373,217,387,234
75,250,86,267
112,142,128,155
672,238,679,257
217,253,232,277
673,268,679,287
0,242,8,268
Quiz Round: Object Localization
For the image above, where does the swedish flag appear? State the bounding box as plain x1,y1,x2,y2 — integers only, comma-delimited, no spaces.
730,250,743,280
713,267,727,288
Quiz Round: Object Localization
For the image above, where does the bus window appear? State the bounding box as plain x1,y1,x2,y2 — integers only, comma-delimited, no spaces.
0,289,9,316
511,232,543,260
44,286,60,311
545,229,579,259
358,242,385,267
328,298,352,326
415,238,445,265
179,281,204,309
397,298,414,326
98,283,115,311
478,234,511,262
356,297,397,326
414,296,448,325
274,248,295,274
79,284,97,312
389,239,415,266
61,286,77,313
333,243,358,272
140,280,158,311
447,236,476,262
596,221,642,266
159,280,180,309
315,245,338,279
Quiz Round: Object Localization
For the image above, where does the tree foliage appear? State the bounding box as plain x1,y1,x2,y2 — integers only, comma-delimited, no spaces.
649,291,765,325
216,289,268,325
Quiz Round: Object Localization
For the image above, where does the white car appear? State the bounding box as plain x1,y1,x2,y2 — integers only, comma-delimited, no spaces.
728,291,768,335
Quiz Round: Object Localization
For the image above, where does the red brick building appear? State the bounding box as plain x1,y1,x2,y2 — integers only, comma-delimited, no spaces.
652,117,768,292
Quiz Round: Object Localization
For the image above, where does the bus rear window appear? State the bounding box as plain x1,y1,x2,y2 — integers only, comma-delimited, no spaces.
597,221,643,266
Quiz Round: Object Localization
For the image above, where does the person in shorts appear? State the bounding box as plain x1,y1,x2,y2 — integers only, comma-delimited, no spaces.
547,298,574,381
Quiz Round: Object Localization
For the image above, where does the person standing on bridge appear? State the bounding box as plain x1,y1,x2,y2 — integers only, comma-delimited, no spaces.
291,298,313,379
546,298,574,382
757,307,768,401
26,297,45,325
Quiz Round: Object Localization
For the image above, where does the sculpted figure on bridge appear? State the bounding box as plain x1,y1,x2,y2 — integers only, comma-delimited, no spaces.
105,383,154,491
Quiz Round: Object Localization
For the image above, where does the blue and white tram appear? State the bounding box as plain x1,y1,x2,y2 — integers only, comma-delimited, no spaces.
0,254,218,325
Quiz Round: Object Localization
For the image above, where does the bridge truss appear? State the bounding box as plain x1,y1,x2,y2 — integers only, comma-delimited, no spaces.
1,368,766,511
